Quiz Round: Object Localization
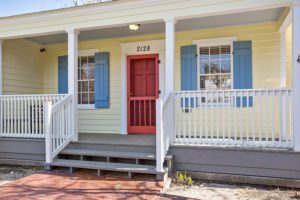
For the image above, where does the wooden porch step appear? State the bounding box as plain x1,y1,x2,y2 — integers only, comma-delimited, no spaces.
49,159,166,175
60,148,156,160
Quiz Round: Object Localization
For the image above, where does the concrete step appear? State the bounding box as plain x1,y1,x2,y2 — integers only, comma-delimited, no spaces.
60,148,156,160
48,159,167,178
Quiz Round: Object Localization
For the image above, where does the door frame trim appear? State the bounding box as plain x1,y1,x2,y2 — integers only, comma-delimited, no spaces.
127,54,159,134
120,40,165,135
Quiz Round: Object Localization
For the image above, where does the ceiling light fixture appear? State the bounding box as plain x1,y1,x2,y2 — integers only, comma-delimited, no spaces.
129,24,141,31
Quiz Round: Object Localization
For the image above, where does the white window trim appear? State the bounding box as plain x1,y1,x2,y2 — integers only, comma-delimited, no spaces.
78,49,99,110
193,37,237,90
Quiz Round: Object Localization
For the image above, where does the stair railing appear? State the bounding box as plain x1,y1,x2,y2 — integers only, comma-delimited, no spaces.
156,92,174,172
45,94,74,163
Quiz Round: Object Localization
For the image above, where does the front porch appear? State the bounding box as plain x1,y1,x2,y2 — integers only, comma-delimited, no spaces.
0,3,300,180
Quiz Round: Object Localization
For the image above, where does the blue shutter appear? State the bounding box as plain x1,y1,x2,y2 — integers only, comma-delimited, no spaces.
181,45,197,108
233,41,253,107
58,56,68,94
94,52,109,108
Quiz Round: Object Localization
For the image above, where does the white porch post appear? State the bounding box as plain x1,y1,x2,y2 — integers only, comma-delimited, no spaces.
155,18,176,174
164,17,176,94
165,17,176,145
66,29,79,141
0,40,3,95
292,4,300,151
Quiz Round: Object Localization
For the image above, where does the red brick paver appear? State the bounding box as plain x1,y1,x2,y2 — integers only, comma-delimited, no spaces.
0,170,168,200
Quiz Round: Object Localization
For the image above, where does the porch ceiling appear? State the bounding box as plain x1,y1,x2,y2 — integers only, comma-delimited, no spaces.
26,7,284,45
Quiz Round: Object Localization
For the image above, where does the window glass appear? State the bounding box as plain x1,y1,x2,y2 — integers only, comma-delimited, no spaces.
199,45,231,90
78,56,95,104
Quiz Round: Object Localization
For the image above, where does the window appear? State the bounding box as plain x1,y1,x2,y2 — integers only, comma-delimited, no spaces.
78,56,95,105
199,45,232,90
193,37,236,105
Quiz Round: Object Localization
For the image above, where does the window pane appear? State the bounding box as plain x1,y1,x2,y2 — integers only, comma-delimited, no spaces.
78,93,82,104
221,45,231,60
81,68,88,80
200,75,220,90
90,93,95,104
200,62,210,74
220,75,231,89
221,59,231,73
82,81,89,92
81,57,88,68
78,82,82,93
82,93,89,104
210,46,220,61
89,81,95,92
210,60,220,74
200,47,209,61
87,67,95,79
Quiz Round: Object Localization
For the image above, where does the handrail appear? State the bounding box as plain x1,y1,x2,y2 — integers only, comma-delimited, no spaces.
45,94,74,163
156,92,174,172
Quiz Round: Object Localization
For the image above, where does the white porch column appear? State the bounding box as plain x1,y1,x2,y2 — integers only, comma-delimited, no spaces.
164,17,176,145
0,40,3,95
66,29,79,141
292,4,300,151
164,17,176,94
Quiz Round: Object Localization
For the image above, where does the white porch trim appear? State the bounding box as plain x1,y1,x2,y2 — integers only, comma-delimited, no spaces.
0,39,2,95
120,40,165,135
66,28,79,141
292,4,300,151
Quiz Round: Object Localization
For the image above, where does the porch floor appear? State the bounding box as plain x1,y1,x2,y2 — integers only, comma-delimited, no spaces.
78,133,156,147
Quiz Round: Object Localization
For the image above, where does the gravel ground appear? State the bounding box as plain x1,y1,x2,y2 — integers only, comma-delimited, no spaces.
165,180,300,200
0,165,42,186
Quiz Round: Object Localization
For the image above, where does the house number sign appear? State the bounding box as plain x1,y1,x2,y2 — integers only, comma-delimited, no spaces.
136,45,151,52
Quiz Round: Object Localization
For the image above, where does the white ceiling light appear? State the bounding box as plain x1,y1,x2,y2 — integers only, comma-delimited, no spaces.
129,24,141,31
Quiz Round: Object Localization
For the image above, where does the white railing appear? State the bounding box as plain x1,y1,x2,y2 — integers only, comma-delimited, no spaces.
174,89,293,149
156,93,173,172
45,94,73,163
0,94,66,138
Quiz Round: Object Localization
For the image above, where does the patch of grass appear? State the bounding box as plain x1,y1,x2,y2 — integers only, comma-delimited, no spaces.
174,171,193,187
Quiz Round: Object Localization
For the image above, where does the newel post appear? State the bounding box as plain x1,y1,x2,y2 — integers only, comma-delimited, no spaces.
66,28,79,142
45,101,53,163
156,99,164,173
292,4,300,151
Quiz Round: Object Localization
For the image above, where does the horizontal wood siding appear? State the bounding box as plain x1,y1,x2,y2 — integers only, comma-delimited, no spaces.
3,39,44,94
286,24,292,88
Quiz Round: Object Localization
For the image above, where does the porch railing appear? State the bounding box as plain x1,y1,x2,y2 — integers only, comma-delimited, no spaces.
45,94,74,163
174,89,293,149
0,94,66,138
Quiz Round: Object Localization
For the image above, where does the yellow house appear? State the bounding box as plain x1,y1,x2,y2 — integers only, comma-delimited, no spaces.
0,0,300,184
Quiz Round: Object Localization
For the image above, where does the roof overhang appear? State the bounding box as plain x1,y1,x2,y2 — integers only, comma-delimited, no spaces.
0,0,295,39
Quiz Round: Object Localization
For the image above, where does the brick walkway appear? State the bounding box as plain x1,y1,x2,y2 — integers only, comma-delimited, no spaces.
0,170,176,200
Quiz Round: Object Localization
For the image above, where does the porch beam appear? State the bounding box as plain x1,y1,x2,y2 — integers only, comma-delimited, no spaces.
66,28,79,141
292,4,300,151
0,39,2,95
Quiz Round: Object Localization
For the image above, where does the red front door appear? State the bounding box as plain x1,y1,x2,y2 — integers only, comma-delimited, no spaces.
127,54,159,134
